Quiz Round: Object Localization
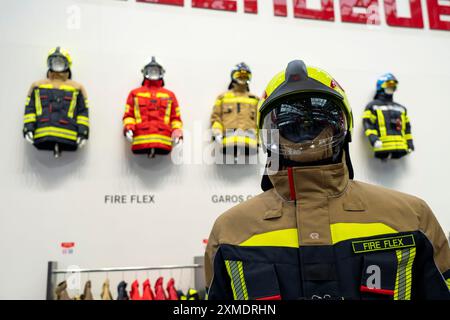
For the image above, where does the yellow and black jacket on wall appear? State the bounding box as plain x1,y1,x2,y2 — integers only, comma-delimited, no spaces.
362,93,413,159
205,159,450,300
23,72,89,151
210,90,259,149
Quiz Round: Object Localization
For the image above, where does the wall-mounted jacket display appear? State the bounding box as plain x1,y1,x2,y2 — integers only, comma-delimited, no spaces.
123,57,183,158
23,47,90,158
363,73,414,160
210,63,260,152
205,61,450,300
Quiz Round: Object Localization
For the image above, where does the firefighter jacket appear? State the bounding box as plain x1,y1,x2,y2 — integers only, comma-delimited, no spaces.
363,93,414,155
123,79,182,154
205,157,450,300
23,72,90,151
210,89,259,149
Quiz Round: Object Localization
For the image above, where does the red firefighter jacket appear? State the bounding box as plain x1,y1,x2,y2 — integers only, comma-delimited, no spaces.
123,79,183,154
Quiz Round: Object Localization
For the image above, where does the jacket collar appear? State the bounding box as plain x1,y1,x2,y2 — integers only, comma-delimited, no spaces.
268,161,349,201
143,79,163,88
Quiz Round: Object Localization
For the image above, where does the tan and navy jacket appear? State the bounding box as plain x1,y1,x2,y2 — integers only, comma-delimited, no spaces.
205,160,450,300
23,72,89,151
210,90,259,148
362,93,414,156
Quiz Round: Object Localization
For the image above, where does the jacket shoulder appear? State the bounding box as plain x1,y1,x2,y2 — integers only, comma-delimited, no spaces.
350,180,426,225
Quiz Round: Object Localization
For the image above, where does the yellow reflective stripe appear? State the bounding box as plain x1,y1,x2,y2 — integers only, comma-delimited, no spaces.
394,247,416,300
68,91,79,118
164,101,172,125
38,84,53,89
222,97,259,105
123,117,136,127
84,99,90,109
35,89,42,116
134,98,142,124
136,92,151,98
76,116,89,127
171,120,182,130
330,223,398,245
401,113,406,136
133,138,172,146
224,260,249,300
380,136,406,142
445,278,450,290
365,129,378,137
156,92,169,98
59,85,77,92
175,107,181,117
125,104,131,113
240,228,299,248
34,127,78,141
35,126,77,136
223,135,258,148
376,110,387,137
23,113,36,124
212,121,223,132
214,98,222,107
362,110,377,122
25,97,31,106
404,134,413,140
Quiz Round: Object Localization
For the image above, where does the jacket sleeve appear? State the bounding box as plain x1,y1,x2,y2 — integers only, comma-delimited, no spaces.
23,84,37,136
123,92,136,134
418,200,450,292
75,86,90,139
362,105,379,146
404,111,414,151
204,224,233,300
169,93,183,132
210,95,224,134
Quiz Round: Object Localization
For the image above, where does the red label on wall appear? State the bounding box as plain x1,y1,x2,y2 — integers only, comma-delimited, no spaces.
294,0,335,21
136,0,184,6
192,0,237,11
340,0,380,24
61,242,75,249
384,0,424,28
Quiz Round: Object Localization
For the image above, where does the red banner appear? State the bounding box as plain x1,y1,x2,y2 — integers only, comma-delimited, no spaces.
340,0,380,24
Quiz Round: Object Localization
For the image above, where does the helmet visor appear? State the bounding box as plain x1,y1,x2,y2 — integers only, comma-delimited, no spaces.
143,65,163,80
48,55,69,73
233,70,251,84
261,93,347,157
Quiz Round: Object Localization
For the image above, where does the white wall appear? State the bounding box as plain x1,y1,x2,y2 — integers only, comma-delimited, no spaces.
0,0,449,299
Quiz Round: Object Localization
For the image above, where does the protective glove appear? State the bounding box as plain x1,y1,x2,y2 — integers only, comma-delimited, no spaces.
77,137,87,149
172,129,183,145
126,130,134,143
25,132,34,144
374,140,383,149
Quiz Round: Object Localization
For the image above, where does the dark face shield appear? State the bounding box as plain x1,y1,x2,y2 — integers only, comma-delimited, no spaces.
261,93,347,162
143,65,164,81
47,55,69,73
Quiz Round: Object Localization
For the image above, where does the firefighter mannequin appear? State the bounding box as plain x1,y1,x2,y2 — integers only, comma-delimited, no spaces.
205,60,450,300
210,63,260,161
363,73,414,160
123,57,183,158
23,47,89,158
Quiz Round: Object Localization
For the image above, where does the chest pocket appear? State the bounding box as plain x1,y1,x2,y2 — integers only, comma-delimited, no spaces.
225,260,281,300
354,234,416,300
